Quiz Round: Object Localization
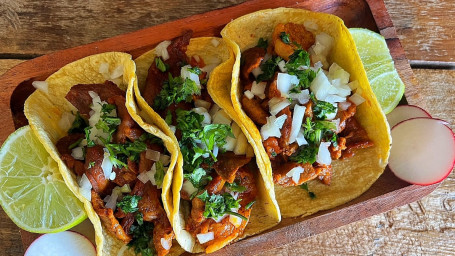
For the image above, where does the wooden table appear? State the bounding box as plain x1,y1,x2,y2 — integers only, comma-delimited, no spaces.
1,0,454,255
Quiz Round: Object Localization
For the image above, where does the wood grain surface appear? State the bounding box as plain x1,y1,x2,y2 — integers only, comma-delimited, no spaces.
0,0,454,255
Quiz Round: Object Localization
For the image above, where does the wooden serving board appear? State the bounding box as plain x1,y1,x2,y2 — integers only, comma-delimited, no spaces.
0,0,438,255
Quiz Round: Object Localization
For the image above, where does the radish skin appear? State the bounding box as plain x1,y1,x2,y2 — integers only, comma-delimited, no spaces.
386,105,431,128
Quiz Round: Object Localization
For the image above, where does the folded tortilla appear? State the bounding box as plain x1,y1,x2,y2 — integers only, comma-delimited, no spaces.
221,8,391,217
133,37,281,253
24,52,182,255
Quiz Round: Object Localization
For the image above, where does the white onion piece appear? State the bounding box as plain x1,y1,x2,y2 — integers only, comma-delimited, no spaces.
244,90,254,100
146,149,161,161
260,115,288,140
274,114,288,128
181,65,201,86
223,136,236,151
286,166,304,184
101,148,113,180
71,147,84,160
32,81,49,94
310,61,323,72
169,125,176,133
289,105,306,143
304,20,319,31
348,80,359,91
324,103,338,120
209,104,221,118
161,238,171,250
201,63,218,77
277,73,299,96
251,81,266,96
310,71,332,101
213,145,219,157
328,63,350,85
263,53,272,62
335,84,352,97
105,191,119,210
231,123,241,138
251,67,263,78
99,62,109,74
278,60,287,72
159,154,171,166
194,99,211,110
296,129,308,146
234,133,248,155
211,38,220,47
79,174,92,201
182,180,198,196
212,110,232,125
192,107,211,125
110,65,124,79
317,142,332,165
289,89,310,104
315,33,334,56
137,171,150,184
147,163,157,185
349,93,366,105
268,97,291,116
59,112,76,131
339,101,352,111
155,40,172,60
120,184,131,193
332,118,341,133
109,172,116,181
197,232,214,244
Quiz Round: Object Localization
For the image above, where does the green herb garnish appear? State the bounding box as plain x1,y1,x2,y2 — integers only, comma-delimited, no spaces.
256,56,282,82
225,182,247,193
290,144,318,164
257,38,268,49
155,57,168,72
68,112,88,134
152,73,200,111
197,191,244,220
300,182,316,199
280,32,291,44
313,100,337,120
245,200,256,210
88,161,95,169
128,222,155,256
117,195,141,214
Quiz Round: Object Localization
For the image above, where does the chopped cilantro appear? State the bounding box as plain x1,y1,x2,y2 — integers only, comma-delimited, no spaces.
84,127,96,147
257,38,268,49
152,73,201,111
290,144,318,164
225,182,247,193
135,212,144,226
68,112,88,134
245,200,256,210
88,161,95,169
102,139,147,168
280,32,291,44
155,57,168,72
286,49,311,70
302,117,337,145
256,56,282,82
154,161,165,188
117,195,141,214
300,182,316,199
68,138,83,150
184,168,212,191
197,191,245,220
313,100,336,120
165,111,172,125
188,66,202,75
128,222,155,256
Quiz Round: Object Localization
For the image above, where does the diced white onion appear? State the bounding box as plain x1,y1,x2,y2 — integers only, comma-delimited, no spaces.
304,20,319,31
181,65,201,86
201,63,218,77
339,101,352,111
79,174,92,201
110,65,124,79
278,60,287,72
146,163,157,185
32,81,49,94
169,125,176,133
268,97,291,116
197,232,214,244
159,154,171,166
182,180,198,196
102,148,114,180
109,171,116,180
317,142,332,165
194,99,211,110
191,107,211,125
155,40,172,61
251,67,263,78
137,171,150,184
310,71,332,101
277,73,299,96
234,133,248,155
246,145,255,158
120,184,131,193
296,129,308,146
328,63,350,85
315,33,334,56
243,90,254,99
289,89,310,104
209,104,221,118
332,118,341,133
349,93,366,105
146,149,161,161
223,136,236,151
251,81,266,96
348,80,359,91
71,147,84,160
213,145,219,157
99,62,109,74
161,238,171,250
59,112,76,131
231,123,241,138
286,166,304,184
260,115,288,140
263,53,272,62
310,61,323,72
212,109,232,125
211,38,220,47
289,105,306,143
105,191,119,210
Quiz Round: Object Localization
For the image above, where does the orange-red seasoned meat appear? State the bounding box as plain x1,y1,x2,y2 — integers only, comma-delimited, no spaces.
241,47,266,80
65,81,124,117
277,107,292,148
186,196,206,234
91,191,132,243
316,164,332,185
206,175,226,195
340,117,374,159
108,95,143,144
165,30,192,76
153,215,175,256
241,95,268,125
329,137,347,160
272,162,318,186
266,73,282,99
85,145,110,194
212,152,252,183
143,63,168,106
112,159,138,187
272,23,315,60
56,133,86,176
138,182,165,222
336,100,356,133
263,137,282,159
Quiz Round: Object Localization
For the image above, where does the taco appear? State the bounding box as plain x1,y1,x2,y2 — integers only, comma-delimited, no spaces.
133,32,280,253
221,8,391,217
24,52,183,256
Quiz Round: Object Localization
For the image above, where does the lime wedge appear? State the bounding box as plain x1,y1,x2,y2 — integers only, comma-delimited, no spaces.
0,126,86,233
350,28,405,114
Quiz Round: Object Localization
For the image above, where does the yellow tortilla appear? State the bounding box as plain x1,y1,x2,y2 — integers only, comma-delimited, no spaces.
24,52,182,256
134,37,280,253
221,8,391,217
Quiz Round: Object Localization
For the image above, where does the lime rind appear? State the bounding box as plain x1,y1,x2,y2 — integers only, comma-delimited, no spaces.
0,126,86,233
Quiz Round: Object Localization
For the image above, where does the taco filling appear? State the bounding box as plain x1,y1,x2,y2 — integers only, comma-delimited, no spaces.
239,23,374,187
142,32,257,252
56,81,174,256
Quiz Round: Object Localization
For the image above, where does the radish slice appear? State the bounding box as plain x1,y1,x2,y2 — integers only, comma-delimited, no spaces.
386,105,431,128
389,117,455,185
25,231,96,256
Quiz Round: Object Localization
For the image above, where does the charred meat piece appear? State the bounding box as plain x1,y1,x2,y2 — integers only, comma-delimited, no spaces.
329,137,347,160
165,30,193,76
266,73,282,99
263,137,282,159
241,47,266,80
56,133,86,176
272,162,318,186
85,145,110,194
241,95,268,125
272,23,315,60
65,81,124,118
206,175,226,195
340,117,374,159
108,95,143,144
186,196,206,234
91,191,132,243
143,63,169,106
153,215,175,256
112,159,138,187
212,152,252,183
277,107,292,149
138,182,165,222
